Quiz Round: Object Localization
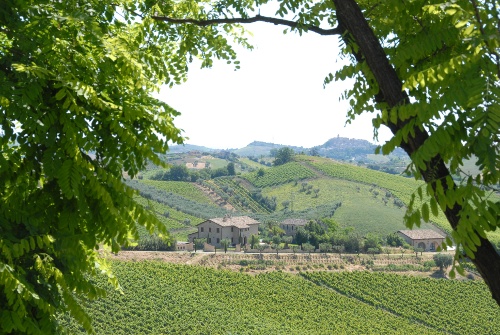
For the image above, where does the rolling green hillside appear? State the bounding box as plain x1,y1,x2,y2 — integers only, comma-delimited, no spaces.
130,154,500,246
62,261,500,335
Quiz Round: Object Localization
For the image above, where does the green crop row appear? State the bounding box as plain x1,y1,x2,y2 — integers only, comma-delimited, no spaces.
243,162,317,188
301,271,500,335
140,180,214,205
211,177,271,214
133,196,202,228
59,262,482,334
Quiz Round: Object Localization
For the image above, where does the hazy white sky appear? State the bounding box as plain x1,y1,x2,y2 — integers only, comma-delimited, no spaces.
159,20,393,150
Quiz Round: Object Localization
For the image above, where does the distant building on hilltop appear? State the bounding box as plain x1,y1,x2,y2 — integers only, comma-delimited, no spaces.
397,229,446,251
188,215,259,248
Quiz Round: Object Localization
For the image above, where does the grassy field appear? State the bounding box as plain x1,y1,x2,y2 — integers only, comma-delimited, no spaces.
62,261,500,335
131,154,499,246
261,176,436,236
133,196,201,240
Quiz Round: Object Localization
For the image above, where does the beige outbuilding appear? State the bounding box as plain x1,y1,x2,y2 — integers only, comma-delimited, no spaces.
397,229,446,251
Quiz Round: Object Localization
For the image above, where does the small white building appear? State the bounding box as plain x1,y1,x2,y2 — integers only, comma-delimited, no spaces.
397,229,446,251
188,215,259,248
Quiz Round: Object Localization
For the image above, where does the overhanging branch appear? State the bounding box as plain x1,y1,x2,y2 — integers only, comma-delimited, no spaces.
151,14,342,36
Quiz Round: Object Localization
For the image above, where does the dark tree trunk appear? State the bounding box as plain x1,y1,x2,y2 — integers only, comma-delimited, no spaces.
333,0,500,305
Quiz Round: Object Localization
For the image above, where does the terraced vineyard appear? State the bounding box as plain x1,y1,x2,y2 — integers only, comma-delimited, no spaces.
243,162,317,188
140,180,215,204
207,177,271,213
62,262,499,335
133,196,201,240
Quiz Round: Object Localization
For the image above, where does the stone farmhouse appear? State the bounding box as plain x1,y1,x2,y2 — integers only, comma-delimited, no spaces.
188,215,260,248
397,229,446,251
280,218,307,236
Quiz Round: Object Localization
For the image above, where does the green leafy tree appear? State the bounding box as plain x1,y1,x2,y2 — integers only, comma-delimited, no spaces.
273,147,295,166
363,233,382,252
434,253,454,273
386,233,405,247
367,248,380,259
250,234,259,249
193,238,206,253
319,243,331,255
294,228,310,246
154,0,500,304
227,162,236,176
169,165,190,181
414,247,425,259
272,235,282,246
282,235,293,249
220,239,231,253
257,243,267,259
273,242,283,257
0,0,247,332
302,243,315,258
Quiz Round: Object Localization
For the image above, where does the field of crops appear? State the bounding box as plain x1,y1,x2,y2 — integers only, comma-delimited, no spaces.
62,262,499,335
261,178,436,236
243,162,317,188
140,180,214,205
297,156,455,231
302,271,500,335
208,177,271,213
133,196,201,240
297,156,422,200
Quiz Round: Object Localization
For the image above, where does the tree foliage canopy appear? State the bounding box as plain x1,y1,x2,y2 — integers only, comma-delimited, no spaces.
0,0,246,333
273,147,295,166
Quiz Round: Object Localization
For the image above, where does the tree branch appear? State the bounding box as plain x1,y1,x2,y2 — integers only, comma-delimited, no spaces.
151,14,342,36
333,0,500,306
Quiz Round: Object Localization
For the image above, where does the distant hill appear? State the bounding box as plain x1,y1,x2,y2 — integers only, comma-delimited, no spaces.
231,141,306,157
313,136,407,161
170,137,407,163
168,143,217,154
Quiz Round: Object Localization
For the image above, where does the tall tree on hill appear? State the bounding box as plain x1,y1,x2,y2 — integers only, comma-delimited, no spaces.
151,0,500,305
273,147,295,166
227,162,236,175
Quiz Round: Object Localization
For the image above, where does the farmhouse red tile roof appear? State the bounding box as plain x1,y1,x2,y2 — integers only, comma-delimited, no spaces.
208,216,260,229
398,229,445,240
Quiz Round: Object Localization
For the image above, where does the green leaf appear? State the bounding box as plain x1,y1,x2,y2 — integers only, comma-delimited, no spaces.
421,203,430,222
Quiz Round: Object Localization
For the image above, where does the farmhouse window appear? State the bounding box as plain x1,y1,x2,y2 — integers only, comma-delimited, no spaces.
208,238,211,243
231,238,234,243
200,227,204,232
217,238,220,243
209,228,212,233
231,227,233,232
216,228,220,233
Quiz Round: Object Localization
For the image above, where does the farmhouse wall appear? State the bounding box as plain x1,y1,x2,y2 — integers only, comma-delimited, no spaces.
281,224,301,236
176,242,194,252
397,232,444,251
188,217,259,248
